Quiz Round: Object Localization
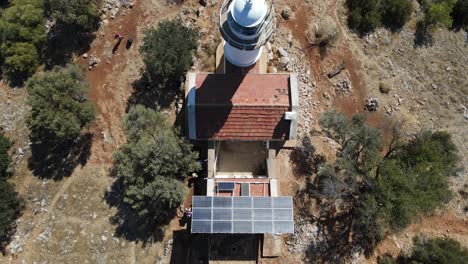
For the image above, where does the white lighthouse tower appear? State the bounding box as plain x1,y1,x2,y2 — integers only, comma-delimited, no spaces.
219,0,276,67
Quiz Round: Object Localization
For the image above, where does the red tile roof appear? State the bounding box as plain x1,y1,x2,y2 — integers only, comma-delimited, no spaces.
194,73,291,140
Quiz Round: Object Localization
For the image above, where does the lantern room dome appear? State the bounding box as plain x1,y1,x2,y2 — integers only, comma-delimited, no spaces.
231,0,268,28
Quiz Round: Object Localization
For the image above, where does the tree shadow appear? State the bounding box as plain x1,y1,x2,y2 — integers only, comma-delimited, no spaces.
44,26,97,67
290,136,326,177
104,177,167,244
27,133,93,180
126,73,181,111
414,21,433,48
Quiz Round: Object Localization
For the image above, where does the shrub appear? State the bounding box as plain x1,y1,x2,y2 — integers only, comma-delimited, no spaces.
44,0,101,32
408,237,468,264
0,0,45,83
375,131,458,229
26,64,95,143
140,20,198,92
381,0,413,30
347,0,382,34
452,0,468,30
381,237,468,264
306,16,339,47
2,42,40,82
113,105,200,222
426,0,457,28
379,82,391,94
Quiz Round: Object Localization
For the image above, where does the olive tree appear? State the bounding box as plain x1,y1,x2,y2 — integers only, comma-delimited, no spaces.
113,105,200,222
26,64,95,143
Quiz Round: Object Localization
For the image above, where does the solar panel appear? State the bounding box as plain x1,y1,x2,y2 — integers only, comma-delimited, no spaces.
191,196,294,234
274,221,294,233
213,197,232,208
233,221,253,233
253,197,272,208
233,197,252,208
213,209,232,220
213,221,232,233
193,196,212,208
192,208,211,220
218,182,235,191
191,221,211,233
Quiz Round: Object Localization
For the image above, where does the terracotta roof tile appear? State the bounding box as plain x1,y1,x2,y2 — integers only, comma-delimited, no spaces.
194,73,292,140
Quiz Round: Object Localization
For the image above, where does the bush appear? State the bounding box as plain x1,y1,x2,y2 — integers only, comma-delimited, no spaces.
381,0,413,30
140,20,198,92
3,42,40,82
408,237,468,264
0,179,22,251
113,105,200,222
44,0,101,32
0,134,11,179
26,64,95,143
381,237,468,264
306,16,339,47
426,0,457,28
375,131,458,229
452,0,468,30
347,0,382,34
0,0,45,83
379,82,391,94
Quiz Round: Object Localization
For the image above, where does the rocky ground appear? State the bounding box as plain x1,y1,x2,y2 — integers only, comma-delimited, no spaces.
0,0,466,263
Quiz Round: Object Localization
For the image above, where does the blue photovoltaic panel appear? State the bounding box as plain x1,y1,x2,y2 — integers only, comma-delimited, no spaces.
274,221,294,233
192,208,211,220
233,197,252,208
191,196,294,234
213,209,232,220
191,221,211,233
233,221,253,233
213,197,232,208
253,197,272,208
273,197,293,208
218,182,235,191
213,221,232,233
274,209,293,221
193,196,212,208
233,209,252,220
254,221,273,233
254,209,273,221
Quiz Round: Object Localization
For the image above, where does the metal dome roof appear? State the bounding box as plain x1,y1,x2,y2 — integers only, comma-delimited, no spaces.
231,0,268,28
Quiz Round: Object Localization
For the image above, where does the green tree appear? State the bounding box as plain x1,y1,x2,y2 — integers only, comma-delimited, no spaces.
140,20,198,92
347,0,382,34
406,237,468,264
376,131,458,229
2,42,40,81
44,0,101,32
26,64,95,143
319,111,383,173
426,0,457,28
113,105,200,222
381,0,413,30
0,0,45,83
452,0,468,29
0,134,11,179
0,179,22,251
381,237,468,264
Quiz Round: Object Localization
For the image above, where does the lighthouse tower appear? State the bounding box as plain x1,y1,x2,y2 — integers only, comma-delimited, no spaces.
219,0,276,67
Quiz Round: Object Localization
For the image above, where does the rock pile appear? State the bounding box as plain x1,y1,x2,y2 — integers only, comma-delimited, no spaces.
335,77,352,94
286,219,321,253
364,97,379,112
88,57,101,70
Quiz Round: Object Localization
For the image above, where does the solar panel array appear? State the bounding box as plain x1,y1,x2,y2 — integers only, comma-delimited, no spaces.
191,196,294,234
